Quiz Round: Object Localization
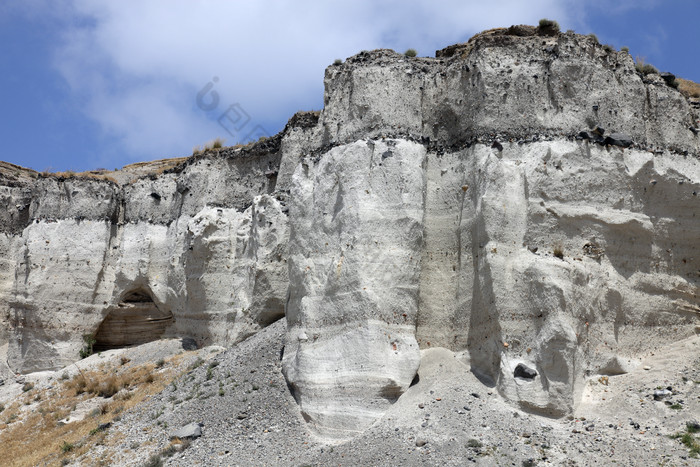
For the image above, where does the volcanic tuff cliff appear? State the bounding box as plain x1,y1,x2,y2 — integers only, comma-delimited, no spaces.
1,26,699,441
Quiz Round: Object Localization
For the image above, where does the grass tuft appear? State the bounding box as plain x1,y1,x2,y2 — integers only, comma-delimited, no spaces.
553,244,564,259
60,441,74,453
687,423,700,434
143,454,163,467
634,56,658,75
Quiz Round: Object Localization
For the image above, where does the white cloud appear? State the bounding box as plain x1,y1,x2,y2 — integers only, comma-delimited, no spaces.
48,0,583,166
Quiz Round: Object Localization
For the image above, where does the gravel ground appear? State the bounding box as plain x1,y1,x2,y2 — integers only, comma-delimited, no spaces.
70,320,699,466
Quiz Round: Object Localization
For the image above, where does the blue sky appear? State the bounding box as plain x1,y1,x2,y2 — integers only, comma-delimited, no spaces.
1,1,698,172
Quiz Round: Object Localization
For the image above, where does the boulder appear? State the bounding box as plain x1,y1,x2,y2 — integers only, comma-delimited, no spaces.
171,422,202,440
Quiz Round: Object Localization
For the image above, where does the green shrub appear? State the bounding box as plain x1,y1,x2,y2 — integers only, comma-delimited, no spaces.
681,433,700,457
587,33,599,44
333,58,342,65
189,357,204,370
404,48,417,58
60,441,74,453
620,46,629,53
79,334,96,359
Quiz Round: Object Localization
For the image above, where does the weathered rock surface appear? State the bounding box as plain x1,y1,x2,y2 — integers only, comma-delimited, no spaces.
282,139,425,438
0,149,289,373
0,27,698,441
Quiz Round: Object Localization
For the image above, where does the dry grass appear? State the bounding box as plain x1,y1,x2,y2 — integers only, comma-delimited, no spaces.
193,138,226,155
0,357,184,467
553,243,565,259
41,169,119,183
121,157,188,174
634,56,658,75
678,78,700,98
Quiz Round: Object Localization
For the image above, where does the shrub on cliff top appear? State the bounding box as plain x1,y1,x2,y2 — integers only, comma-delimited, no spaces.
635,56,658,75
404,48,417,58
537,18,560,36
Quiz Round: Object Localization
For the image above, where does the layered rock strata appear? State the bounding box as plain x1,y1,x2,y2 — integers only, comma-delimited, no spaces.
1,27,698,440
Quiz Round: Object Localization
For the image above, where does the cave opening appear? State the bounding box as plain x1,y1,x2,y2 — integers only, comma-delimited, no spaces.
93,288,174,351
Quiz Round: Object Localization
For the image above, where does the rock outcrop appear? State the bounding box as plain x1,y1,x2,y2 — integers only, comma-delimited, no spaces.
1,27,698,441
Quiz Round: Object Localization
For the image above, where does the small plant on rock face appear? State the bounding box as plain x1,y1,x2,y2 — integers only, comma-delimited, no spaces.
60,441,74,453
670,426,700,458
79,334,96,359
620,46,629,54
467,438,483,448
189,357,204,370
404,48,417,58
22,382,34,392
587,33,599,43
333,58,342,65
634,56,658,75
143,454,163,467
553,243,564,259
205,138,224,150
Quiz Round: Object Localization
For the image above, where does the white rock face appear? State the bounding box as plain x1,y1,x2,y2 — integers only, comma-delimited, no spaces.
415,141,700,417
1,155,289,373
282,140,425,439
0,28,698,442
282,138,699,437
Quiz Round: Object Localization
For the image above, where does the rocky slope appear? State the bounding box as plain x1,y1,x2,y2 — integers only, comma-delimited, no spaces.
0,25,699,446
